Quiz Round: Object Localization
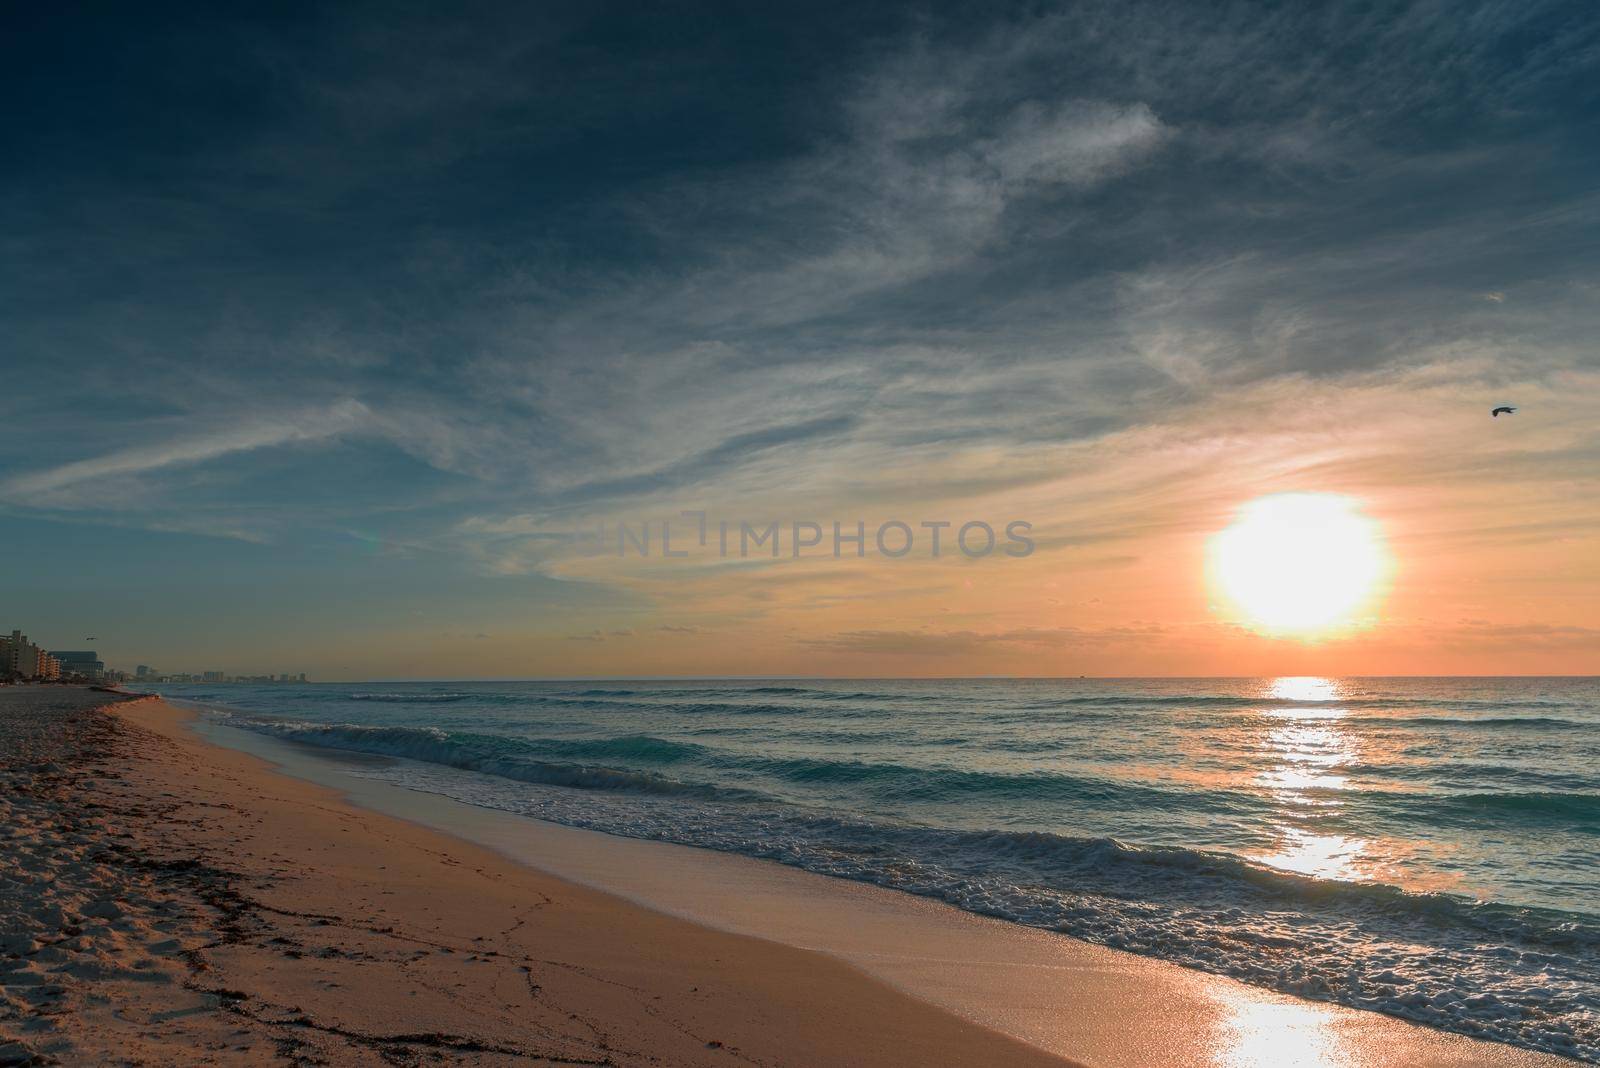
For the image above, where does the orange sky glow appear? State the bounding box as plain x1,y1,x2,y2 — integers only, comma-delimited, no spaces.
324,366,1598,680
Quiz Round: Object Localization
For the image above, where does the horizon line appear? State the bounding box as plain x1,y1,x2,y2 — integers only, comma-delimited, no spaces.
132,673,1600,683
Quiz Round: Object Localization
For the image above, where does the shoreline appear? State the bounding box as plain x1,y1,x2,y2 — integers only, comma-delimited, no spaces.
168,695,1583,1067
2,687,1071,1067
3,686,1583,1066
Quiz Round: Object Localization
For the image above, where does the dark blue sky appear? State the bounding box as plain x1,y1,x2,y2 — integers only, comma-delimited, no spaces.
3,1,1598,676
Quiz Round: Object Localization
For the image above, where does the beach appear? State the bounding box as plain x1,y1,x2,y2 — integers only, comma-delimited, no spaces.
161,676,1600,1060
0,686,1583,1067
8,3,1597,1061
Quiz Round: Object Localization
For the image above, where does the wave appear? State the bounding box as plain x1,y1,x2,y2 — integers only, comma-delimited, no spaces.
1360,760,1600,792
308,688,1598,736
1431,791,1600,822
1015,693,1589,714
226,715,1600,833
1262,786,1600,832
228,720,740,799
734,687,907,702
269,718,1248,812
1378,715,1590,731
743,753,1256,812
553,733,709,763
530,685,892,703
390,692,874,717
941,829,1600,949
529,688,900,705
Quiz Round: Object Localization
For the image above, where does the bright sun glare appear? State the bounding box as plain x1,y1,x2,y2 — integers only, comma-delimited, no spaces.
1209,494,1390,639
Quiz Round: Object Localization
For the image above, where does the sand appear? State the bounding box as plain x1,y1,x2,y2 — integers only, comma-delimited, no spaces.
0,687,1071,1066
0,687,1583,1067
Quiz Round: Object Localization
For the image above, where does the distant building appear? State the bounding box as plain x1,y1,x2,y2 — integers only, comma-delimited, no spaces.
136,665,152,679
203,671,225,682
1,630,27,674
50,650,104,680
1,631,64,680
2,630,41,677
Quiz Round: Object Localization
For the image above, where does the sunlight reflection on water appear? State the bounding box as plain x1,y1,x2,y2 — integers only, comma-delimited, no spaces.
1253,677,1372,882
1267,677,1343,703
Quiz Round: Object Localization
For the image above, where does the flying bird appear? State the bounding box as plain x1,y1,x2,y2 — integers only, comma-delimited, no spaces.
1491,406,1517,417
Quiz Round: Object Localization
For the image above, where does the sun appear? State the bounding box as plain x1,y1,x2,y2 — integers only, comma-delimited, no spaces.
1208,493,1391,639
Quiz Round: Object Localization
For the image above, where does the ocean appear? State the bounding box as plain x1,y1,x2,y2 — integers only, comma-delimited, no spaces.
145,676,1600,1061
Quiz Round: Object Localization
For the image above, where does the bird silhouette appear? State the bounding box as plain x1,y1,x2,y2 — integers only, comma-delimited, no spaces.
1491,406,1517,417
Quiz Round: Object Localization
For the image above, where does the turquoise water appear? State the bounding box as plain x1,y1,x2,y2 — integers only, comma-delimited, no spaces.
150,676,1600,1060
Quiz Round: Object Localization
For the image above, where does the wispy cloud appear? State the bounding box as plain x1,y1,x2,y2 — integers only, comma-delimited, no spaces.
2,401,372,504
802,624,1167,656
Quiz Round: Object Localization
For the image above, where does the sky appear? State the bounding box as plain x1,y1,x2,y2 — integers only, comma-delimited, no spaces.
2,0,1598,679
